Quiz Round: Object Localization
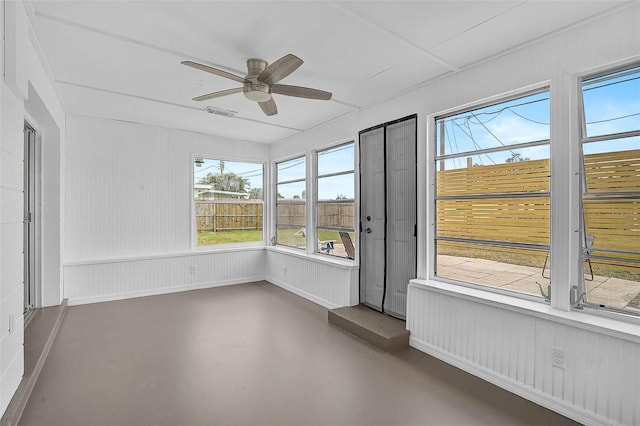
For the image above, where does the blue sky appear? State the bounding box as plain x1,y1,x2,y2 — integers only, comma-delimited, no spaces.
194,158,264,192
438,66,639,167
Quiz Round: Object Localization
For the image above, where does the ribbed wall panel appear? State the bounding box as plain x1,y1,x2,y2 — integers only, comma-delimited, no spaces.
408,283,640,425
63,249,265,304
264,250,358,309
64,116,269,262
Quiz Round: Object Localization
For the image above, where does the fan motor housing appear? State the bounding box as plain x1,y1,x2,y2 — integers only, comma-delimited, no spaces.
244,58,271,102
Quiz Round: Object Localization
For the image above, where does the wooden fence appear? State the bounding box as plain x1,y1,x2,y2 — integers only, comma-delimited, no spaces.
437,149,640,268
198,200,356,232
276,199,355,230
583,148,639,266
196,202,263,232
317,200,355,229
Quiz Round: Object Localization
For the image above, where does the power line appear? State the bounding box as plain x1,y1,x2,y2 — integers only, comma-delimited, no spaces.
586,112,640,125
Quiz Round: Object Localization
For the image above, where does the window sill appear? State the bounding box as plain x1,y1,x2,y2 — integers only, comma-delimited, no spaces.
64,245,265,266
191,241,266,252
266,246,358,269
410,278,640,344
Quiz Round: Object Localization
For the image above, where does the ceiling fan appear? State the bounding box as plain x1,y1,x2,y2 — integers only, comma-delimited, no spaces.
182,54,332,116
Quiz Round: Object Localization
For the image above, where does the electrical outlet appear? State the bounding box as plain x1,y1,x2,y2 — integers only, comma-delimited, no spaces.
190,265,197,274
551,347,566,369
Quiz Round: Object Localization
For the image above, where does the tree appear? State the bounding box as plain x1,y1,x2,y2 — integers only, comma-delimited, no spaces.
505,152,530,163
248,188,263,200
336,194,347,200
198,172,249,193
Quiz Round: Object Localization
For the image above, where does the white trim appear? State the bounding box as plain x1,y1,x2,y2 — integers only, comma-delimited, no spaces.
266,278,339,310
66,276,263,306
311,137,356,156
409,336,617,426
63,246,265,267
266,245,358,270
410,279,640,343
432,81,551,121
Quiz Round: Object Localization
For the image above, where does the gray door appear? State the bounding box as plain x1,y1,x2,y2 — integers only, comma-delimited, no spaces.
359,116,416,319
359,127,386,311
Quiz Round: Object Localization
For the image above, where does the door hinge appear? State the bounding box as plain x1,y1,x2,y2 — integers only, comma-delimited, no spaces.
24,212,32,224
414,224,417,237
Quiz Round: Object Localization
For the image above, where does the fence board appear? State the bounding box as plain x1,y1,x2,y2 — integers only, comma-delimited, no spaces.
436,151,638,270
196,202,263,231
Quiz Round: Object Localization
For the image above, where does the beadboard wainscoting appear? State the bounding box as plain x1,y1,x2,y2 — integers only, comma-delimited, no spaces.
265,248,359,309
63,248,265,305
407,281,640,426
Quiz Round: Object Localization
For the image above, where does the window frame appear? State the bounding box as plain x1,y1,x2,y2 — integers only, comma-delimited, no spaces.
191,155,266,250
575,62,640,317
274,154,307,250
314,141,356,260
431,85,552,302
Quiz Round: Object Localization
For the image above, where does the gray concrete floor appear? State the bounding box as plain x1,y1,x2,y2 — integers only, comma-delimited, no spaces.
20,281,578,426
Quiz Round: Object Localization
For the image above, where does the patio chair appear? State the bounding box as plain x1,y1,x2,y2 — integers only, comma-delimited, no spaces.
320,241,334,254
339,232,355,260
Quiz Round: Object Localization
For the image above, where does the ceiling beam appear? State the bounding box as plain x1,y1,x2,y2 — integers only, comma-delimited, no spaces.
34,12,247,77
327,2,460,72
56,80,305,132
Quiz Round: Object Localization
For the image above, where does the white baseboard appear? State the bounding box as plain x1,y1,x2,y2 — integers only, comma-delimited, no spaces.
409,336,614,426
266,276,340,310
66,276,264,306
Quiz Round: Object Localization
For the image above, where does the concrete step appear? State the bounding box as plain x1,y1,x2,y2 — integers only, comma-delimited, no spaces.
328,305,409,352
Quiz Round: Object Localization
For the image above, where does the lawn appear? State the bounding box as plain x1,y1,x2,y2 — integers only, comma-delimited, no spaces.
197,229,262,245
198,228,355,252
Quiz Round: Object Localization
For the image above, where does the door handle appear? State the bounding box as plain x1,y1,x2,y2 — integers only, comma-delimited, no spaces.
366,228,372,233
366,216,371,221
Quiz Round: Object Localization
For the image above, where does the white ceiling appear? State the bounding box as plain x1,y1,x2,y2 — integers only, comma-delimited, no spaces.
29,1,629,144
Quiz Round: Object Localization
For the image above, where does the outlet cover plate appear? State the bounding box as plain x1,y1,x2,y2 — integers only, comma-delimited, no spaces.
551,347,566,369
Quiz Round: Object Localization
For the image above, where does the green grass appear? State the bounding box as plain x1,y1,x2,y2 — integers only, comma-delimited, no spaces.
197,229,262,245
276,228,306,248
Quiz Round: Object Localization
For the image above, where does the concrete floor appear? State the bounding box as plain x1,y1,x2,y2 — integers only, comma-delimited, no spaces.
20,281,577,426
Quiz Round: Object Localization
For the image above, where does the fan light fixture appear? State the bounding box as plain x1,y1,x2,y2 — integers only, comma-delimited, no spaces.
243,84,271,102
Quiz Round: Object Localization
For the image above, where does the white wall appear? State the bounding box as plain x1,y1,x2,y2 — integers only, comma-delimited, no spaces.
265,248,358,309
62,116,270,304
1,0,66,414
0,69,26,419
270,5,640,425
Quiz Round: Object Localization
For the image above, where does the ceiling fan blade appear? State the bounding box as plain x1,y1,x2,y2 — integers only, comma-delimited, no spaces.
271,84,332,100
192,87,243,101
182,61,249,84
257,54,303,85
258,98,278,116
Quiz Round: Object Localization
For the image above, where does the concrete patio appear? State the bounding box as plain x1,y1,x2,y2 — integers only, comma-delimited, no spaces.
437,254,640,313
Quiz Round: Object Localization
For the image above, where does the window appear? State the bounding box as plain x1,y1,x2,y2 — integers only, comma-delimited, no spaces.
578,64,640,315
193,158,264,246
316,142,356,259
276,156,306,249
434,89,551,298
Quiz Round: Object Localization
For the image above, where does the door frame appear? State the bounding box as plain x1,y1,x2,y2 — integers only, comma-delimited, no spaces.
358,114,418,316
23,120,41,316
